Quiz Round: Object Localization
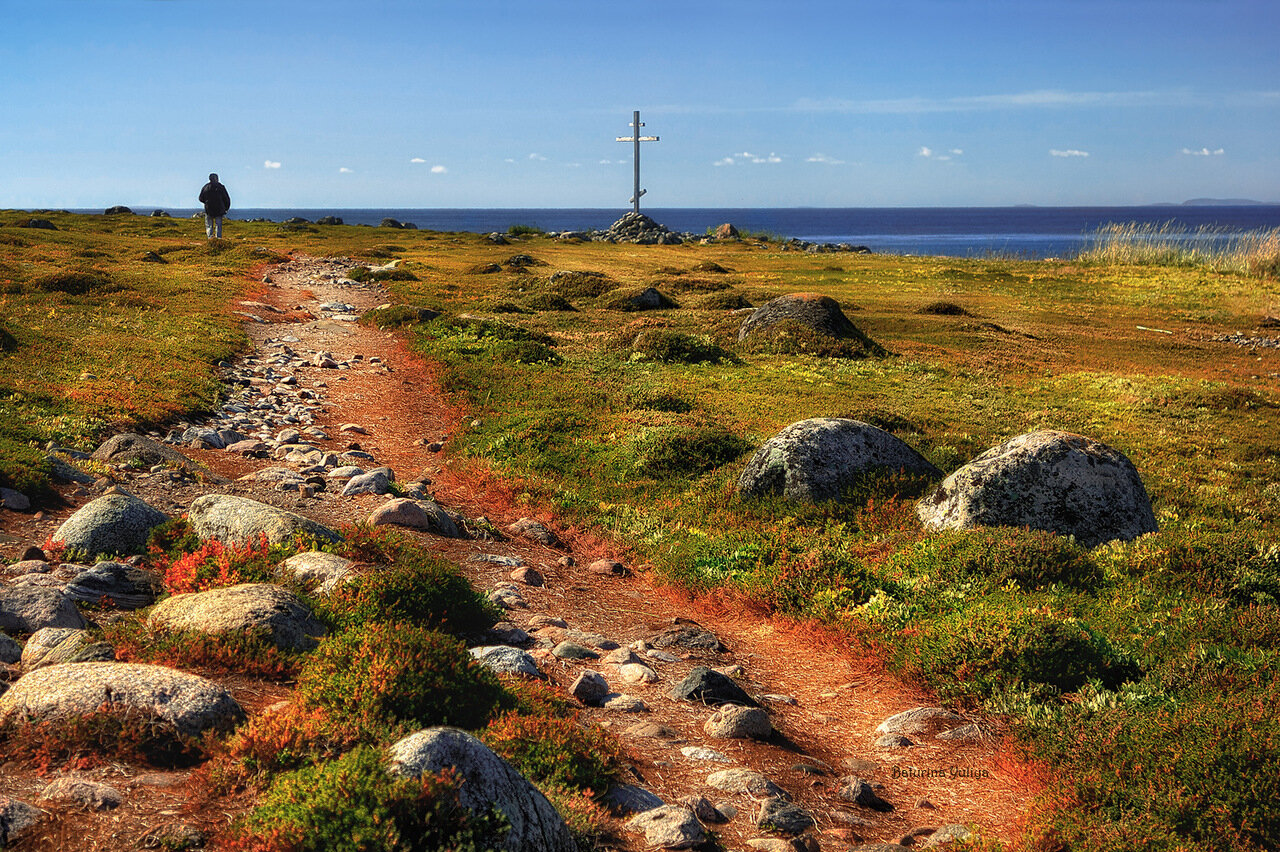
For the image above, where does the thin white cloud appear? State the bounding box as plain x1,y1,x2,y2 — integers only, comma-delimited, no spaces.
713,157,736,167
528,153,547,161
264,160,282,169
806,153,845,165
919,147,962,161
339,167,353,174
430,164,447,173
1050,149,1090,158
949,148,964,156
716,151,782,166
1182,147,1225,156
918,146,933,158
504,158,515,163
410,157,426,164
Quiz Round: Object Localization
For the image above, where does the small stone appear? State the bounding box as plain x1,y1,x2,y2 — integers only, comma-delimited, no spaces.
705,768,786,799
605,784,664,815
527,615,568,629
684,796,726,824
507,518,562,548
624,721,679,740
602,693,648,712
680,746,732,763
20,547,46,562
0,797,45,844
618,662,659,684
746,839,794,852
704,703,772,740
876,733,914,748
339,423,367,434
877,707,964,737
469,645,540,678
510,566,544,586
936,724,982,741
588,559,629,577
569,670,610,706
921,825,973,847
756,799,816,835
557,555,575,568
40,778,123,810
552,641,599,660
625,805,706,850
838,776,893,812
668,666,757,707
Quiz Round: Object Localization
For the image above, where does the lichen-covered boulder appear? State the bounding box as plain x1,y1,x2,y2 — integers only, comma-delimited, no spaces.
21,627,114,669
188,494,341,546
91,432,199,471
278,551,354,594
737,292,884,354
738,418,940,503
387,727,575,852
0,662,243,736
916,430,1158,548
368,497,464,538
148,583,326,651
63,561,163,609
52,493,168,558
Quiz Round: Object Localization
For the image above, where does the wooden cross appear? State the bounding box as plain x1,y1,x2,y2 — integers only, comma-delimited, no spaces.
616,110,659,213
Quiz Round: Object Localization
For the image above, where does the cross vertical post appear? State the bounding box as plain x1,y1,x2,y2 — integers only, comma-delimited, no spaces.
616,110,659,213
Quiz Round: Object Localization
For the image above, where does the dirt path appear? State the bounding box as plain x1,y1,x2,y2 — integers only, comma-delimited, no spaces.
1,255,1042,850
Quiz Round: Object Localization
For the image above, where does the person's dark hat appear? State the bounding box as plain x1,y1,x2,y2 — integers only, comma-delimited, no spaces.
209,173,219,182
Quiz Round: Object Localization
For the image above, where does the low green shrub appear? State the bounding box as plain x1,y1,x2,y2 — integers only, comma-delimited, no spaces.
698,290,753,310
347,265,419,283
225,746,509,852
360,304,441,329
0,325,16,351
523,293,577,312
546,270,614,298
632,392,693,413
319,552,499,636
741,318,885,358
482,712,623,793
896,599,1140,700
31,268,118,295
507,223,545,236
0,708,210,772
296,622,507,732
899,528,1102,590
629,329,737,365
209,704,359,791
635,424,752,478
105,620,302,680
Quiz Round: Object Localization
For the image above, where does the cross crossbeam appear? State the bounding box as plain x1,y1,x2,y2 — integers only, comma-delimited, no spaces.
615,110,659,213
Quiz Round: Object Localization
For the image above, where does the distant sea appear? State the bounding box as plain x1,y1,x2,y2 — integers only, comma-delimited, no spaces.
83,205,1280,260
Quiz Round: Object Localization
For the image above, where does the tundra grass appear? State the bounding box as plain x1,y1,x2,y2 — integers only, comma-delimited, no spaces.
5,212,1280,849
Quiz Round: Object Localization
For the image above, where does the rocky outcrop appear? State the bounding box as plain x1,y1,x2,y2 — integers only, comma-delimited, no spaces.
91,433,200,471
387,727,575,852
20,627,114,670
51,493,168,558
188,494,341,546
147,583,326,651
737,293,884,355
916,430,1158,547
737,418,941,503
0,662,244,736
63,561,163,609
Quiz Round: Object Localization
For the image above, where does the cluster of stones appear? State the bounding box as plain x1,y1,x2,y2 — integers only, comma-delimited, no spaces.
465,552,976,851
780,237,873,254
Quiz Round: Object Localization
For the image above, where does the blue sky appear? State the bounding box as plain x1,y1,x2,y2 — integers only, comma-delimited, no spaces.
2,0,1277,208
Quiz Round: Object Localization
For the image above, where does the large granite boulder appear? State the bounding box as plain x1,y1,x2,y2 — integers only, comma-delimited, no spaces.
0,586,86,635
188,494,341,546
387,727,575,852
148,583,326,651
52,493,168,558
368,498,464,538
737,293,884,354
0,662,243,736
916,430,1158,548
737,418,941,503
278,551,354,594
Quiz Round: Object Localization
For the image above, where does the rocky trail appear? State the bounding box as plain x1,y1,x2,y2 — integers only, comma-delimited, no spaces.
0,255,1040,851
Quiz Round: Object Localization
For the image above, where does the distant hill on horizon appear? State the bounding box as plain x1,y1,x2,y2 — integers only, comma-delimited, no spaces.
1179,198,1274,206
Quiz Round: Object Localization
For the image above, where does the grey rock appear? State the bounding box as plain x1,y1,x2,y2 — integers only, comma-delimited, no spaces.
488,622,531,645
916,430,1158,548
52,493,168,558
704,703,772,739
838,776,893,811
188,493,341,546
876,706,963,736
40,777,123,810
552,641,599,660
367,497,464,538
327,465,365,479
875,733,914,748
341,470,393,496
921,825,974,847
686,796,727,823
92,433,199,471
507,518,562,547
21,627,114,669
604,783,664,815
936,723,983,741
705,768,787,798
680,746,733,763
669,666,757,707
0,632,20,664
0,662,244,736
757,798,815,835
569,670,610,705
0,487,31,512
649,623,726,653
278,551,354,594
63,561,162,609
510,566,544,586
469,645,540,678
618,662,659,683
387,727,575,852
738,418,941,503
181,426,225,449
148,583,326,651
602,693,648,712
0,586,86,634
0,797,44,846
588,559,630,577
624,805,706,849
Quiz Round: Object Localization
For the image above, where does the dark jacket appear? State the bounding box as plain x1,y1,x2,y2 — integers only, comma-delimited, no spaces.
199,181,231,217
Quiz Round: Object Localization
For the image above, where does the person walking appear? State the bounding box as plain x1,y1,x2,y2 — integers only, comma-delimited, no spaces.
199,173,231,238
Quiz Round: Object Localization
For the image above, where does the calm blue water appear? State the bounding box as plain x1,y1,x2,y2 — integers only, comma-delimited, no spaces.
97,205,1280,259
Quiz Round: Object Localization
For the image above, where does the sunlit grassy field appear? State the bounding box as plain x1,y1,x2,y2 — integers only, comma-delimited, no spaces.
3,210,1280,849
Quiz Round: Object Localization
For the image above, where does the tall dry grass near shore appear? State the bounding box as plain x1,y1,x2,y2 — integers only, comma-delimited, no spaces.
1078,221,1280,278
